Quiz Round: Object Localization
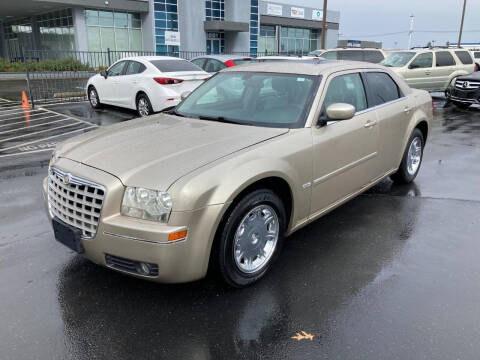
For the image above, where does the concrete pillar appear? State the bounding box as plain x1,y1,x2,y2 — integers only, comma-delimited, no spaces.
31,16,41,50
142,0,155,52
72,8,88,52
224,0,250,53
178,0,207,52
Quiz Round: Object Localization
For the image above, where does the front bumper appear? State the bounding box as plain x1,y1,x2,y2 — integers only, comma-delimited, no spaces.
43,159,224,283
447,87,480,104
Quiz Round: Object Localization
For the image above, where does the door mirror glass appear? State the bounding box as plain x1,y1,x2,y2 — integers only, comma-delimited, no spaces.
100,70,108,78
326,103,356,120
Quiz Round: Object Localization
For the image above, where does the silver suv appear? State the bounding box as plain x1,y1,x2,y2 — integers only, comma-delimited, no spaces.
381,48,475,91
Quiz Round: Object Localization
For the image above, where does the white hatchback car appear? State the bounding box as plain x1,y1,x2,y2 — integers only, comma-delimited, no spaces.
87,56,210,116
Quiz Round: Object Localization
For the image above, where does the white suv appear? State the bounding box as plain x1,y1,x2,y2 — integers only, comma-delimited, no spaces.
381,48,475,91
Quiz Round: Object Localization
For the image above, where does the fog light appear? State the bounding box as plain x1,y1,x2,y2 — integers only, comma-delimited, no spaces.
136,262,151,275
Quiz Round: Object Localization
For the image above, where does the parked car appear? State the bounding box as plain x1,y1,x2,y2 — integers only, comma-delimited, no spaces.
308,48,387,63
445,71,480,108
87,56,210,116
256,55,319,62
190,55,254,73
381,49,475,91
44,61,432,287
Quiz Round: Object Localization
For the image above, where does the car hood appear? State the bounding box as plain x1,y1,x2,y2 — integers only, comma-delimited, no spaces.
456,72,480,81
57,114,288,190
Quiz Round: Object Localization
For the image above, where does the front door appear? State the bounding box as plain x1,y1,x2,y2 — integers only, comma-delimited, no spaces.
98,60,126,104
404,52,434,90
310,72,380,216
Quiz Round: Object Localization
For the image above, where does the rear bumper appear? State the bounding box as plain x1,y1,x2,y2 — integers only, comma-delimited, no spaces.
42,163,224,283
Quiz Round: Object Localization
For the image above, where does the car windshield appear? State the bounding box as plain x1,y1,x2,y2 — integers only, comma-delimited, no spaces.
149,59,202,72
380,52,415,67
175,71,319,128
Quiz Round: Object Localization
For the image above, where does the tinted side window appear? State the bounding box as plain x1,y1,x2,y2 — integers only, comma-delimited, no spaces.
474,52,480,58
455,51,473,64
150,60,202,72
364,50,384,63
410,53,433,68
322,73,367,115
125,61,145,75
108,61,126,76
191,58,206,69
205,59,227,73
364,72,400,106
435,52,456,66
321,51,338,60
338,50,363,61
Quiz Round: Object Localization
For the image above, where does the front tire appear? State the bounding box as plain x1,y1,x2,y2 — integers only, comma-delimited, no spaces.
391,128,424,184
217,189,286,288
136,93,153,117
88,86,101,109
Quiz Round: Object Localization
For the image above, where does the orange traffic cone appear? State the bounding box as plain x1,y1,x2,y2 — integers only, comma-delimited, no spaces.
21,91,30,109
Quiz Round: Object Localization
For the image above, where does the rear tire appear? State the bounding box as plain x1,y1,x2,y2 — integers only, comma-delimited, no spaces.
88,86,102,109
452,101,471,109
391,128,424,184
136,93,153,117
217,189,286,288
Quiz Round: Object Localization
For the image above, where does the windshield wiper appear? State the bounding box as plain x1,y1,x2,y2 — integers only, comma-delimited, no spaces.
164,108,186,117
197,115,243,125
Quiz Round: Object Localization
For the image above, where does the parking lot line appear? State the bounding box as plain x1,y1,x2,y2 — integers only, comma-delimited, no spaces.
0,148,54,158
0,109,43,117
0,125,97,153
41,107,98,126
0,118,75,135
0,112,54,124
0,121,85,144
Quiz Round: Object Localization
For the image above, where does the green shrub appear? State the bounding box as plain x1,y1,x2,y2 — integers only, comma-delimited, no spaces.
0,57,96,72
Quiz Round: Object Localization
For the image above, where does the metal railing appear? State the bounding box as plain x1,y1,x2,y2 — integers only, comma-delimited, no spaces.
4,48,312,106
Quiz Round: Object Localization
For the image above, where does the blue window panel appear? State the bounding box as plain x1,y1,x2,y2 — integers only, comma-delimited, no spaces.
250,34,257,40
155,29,165,36
154,3,166,11
155,19,167,28
250,14,258,21
213,10,220,18
156,44,168,52
206,9,211,17
166,13,177,20
212,1,220,9
251,0,258,6
206,40,211,54
250,21,258,28
154,12,166,20
166,20,178,30
166,0,177,4
250,41,257,48
156,36,165,45
166,4,177,12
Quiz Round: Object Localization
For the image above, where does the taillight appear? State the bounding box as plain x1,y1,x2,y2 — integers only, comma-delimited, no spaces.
475,63,479,72
153,77,184,85
431,96,434,116
224,59,235,67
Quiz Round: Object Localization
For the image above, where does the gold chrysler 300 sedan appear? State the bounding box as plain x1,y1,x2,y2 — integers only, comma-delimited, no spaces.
43,61,433,287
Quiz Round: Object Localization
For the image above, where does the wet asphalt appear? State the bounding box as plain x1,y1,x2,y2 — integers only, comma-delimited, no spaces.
1,98,480,359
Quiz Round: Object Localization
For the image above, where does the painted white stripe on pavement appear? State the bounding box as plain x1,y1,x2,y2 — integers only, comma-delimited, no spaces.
0,148,54,158
0,121,85,143
0,117,75,135
0,112,53,124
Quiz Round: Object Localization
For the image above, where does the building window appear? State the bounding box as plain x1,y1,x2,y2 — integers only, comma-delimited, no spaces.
250,0,259,54
154,0,178,54
258,25,275,54
279,27,317,54
205,0,224,21
206,32,224,54
86,9,142,55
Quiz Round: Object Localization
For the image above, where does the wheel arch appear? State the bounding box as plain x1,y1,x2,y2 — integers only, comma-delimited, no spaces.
415,120,429,142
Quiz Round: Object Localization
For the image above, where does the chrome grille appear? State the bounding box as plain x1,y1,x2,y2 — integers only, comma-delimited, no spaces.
48,167,105,238
455,79,480,90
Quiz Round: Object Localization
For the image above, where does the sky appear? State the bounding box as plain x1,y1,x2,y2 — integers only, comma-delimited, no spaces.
327,0,480,49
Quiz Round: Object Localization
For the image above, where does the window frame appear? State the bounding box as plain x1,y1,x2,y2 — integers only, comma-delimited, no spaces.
409,52,433,69
361,71,405,109
435,51,456,67
107,60,127,76
124,60,146,75
454,50,474,65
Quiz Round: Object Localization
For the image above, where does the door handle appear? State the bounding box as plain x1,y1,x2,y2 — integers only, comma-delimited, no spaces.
425,71,431,75
404,106,412,112
364,120,377,128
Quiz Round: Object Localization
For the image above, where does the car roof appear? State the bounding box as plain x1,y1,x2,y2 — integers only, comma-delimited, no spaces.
256,55,315,60
117,56,185,62
221,60,385,76
190,54,252,61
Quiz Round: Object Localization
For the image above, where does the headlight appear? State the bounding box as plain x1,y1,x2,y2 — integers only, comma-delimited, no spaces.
121,187,172,222
48,149,57,171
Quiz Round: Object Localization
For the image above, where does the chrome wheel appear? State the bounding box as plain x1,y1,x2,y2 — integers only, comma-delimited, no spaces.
407,137,422,176
89,89,98,107
233,204,279,274
137,97,150,117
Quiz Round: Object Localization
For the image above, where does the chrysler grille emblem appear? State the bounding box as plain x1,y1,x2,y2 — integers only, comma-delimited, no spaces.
63,174,71,185
462,81,469,88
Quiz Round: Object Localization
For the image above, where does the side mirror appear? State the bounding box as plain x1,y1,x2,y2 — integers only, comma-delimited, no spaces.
180,91,191,100
100,70,108,79
326,103,356,120
408,63,419,69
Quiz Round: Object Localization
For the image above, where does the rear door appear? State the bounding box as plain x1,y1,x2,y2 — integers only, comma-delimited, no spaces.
404,52,434,90
363,71,412,174
311,71,380,215
433,51,457,90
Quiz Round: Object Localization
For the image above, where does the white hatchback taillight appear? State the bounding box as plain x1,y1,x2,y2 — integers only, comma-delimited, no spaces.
153,77,184,85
